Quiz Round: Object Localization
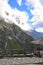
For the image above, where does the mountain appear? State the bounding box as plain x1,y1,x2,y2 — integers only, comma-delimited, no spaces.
26,30,43,39
0,17,43,57
0,19,34,55
31,38,43,57
31,38,43,52
32,38,43,45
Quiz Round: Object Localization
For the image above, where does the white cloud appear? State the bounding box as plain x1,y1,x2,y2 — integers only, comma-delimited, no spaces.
36,27,43,33
25,0,34,7
39,0,43,6
16,0,22,6
1,0,43,32
0,0,31,31
11,9,31,30
25,0,43,32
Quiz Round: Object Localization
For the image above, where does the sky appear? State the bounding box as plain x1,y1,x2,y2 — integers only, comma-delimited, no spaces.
0,0,43,32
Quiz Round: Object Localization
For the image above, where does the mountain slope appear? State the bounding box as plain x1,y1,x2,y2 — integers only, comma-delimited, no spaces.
26,30,43,39
0,19,34,54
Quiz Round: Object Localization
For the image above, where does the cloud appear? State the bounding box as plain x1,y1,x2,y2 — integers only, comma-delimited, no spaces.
1,0,43,32
36,27,43,33
25,0,35,8
25,0,43,32
11,9,31,30
40,0,43,5
16,0,22,6
0,0,31,31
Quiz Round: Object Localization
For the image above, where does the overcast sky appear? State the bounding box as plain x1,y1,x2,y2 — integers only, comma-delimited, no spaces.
0,0,43,32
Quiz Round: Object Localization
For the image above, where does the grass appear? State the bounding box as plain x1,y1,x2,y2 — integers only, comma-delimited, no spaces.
11,62,43,65
34,62,43,65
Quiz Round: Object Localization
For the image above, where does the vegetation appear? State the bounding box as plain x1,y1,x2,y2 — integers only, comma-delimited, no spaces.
0,19,43,57
11,62,43,65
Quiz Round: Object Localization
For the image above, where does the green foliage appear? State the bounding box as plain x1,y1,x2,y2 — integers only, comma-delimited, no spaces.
0,20,34,56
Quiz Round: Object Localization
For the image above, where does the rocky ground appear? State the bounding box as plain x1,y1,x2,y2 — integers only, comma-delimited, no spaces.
0,57,43,65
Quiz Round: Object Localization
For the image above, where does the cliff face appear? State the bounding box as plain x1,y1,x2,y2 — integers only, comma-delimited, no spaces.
0,19,34,54
0,19,43,57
